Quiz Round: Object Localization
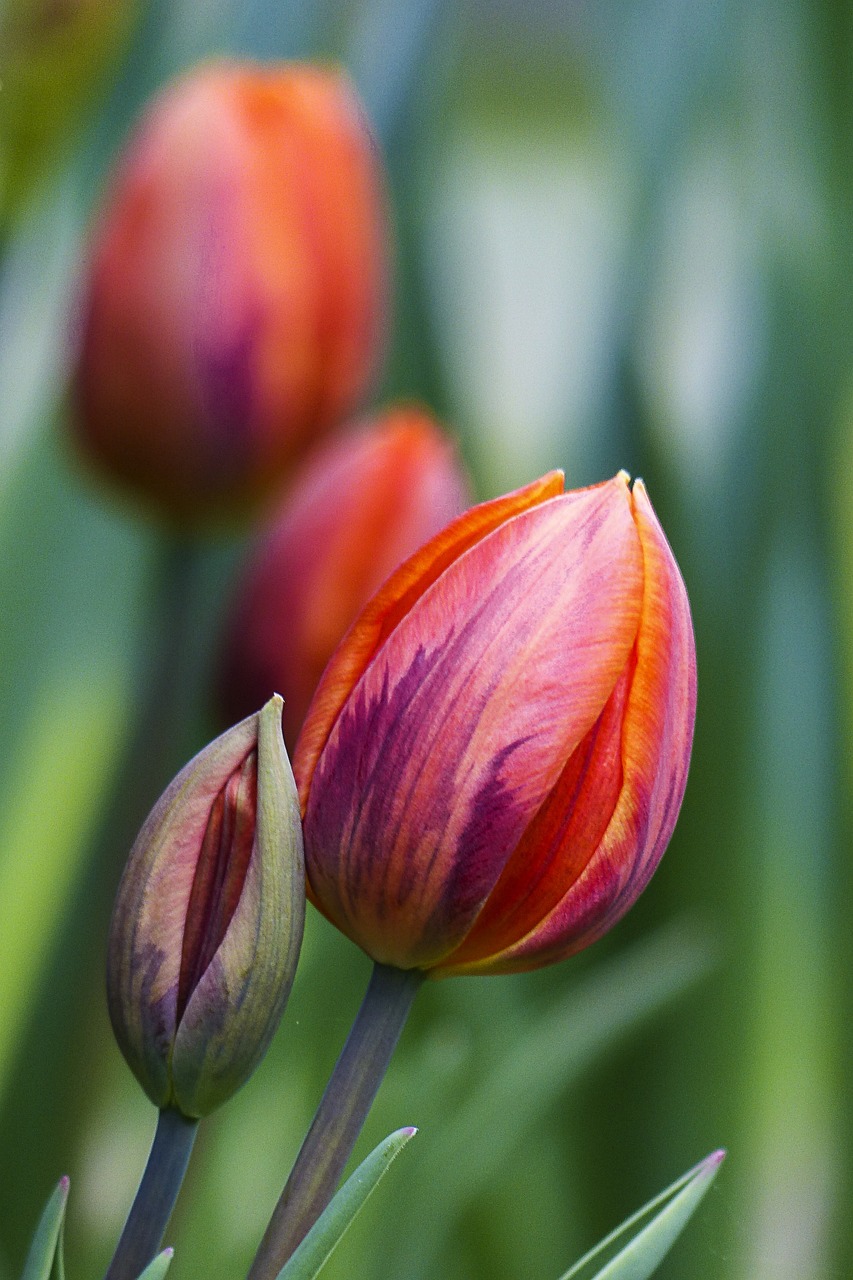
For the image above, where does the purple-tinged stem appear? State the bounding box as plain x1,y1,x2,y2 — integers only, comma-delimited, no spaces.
248,962,424,1280
104,1107,198,1280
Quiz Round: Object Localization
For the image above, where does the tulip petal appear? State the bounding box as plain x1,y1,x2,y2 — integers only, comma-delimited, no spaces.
106,715,259,1107
177,750,258,1022
439,668,630,971
283,71,389,428
303,476,644,969
443,481,695,976
294,472,564,807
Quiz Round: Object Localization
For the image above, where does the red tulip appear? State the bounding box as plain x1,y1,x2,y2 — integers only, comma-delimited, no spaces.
219,405,471,747
294,471,695,975
74,60,388,522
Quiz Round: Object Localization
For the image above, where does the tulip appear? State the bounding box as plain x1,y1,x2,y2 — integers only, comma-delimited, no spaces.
219,405,471,746
107,696,304,1120
249,470,696,1278
295,470,695,974
74,60,388,522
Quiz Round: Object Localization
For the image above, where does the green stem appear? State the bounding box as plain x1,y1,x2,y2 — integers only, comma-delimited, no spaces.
248,963,424,1280
104,1108,198,1280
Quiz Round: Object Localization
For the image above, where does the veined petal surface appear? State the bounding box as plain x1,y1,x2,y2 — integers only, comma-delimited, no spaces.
437,669,629,973
303,476,644,969
450,481,696,975
294,471,564,806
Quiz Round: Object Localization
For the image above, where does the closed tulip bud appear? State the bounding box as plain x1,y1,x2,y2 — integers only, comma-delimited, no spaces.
74,61,388,522
219,405,471,747
107,697,304,1118
295,472,695,976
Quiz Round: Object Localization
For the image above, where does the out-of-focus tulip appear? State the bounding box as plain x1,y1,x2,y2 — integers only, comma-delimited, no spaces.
295,471,695,976
107,697,304,1118
219,405,471,747
74,60,388,522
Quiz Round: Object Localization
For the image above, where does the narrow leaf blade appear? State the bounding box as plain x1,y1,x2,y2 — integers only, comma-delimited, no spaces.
21,1177,69,1280
134,1248,174,1280
275,1128,417,1280
559,1149,725,1280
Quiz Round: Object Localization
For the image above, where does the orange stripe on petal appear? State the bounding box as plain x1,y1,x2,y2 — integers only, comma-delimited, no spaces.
438,666,630,972
446,481,695,976
294,471,565,811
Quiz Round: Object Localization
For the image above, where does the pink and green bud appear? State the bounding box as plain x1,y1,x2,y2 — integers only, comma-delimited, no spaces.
295,472,696,975
107,696,304,1118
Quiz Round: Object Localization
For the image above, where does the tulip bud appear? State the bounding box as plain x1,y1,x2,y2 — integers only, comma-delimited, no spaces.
74,60,388,523
295,472,696,975
219,405,471,747
107,697,304,1117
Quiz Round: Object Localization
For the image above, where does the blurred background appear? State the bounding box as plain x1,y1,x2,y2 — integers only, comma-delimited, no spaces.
0,0,850,1277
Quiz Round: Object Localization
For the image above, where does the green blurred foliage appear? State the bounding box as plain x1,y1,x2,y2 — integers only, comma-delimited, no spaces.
1,1,851,1278
0,0,142,222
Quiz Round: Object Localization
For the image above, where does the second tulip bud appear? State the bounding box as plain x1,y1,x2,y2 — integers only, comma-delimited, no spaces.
219,405,471,747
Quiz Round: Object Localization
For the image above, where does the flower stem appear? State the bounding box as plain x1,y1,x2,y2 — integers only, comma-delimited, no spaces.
248,962,424,1280
104,1107,198,1280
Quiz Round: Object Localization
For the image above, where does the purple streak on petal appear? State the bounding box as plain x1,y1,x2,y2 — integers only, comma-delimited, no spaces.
305,631,532,966
191,193,264,488
108,933,179,1106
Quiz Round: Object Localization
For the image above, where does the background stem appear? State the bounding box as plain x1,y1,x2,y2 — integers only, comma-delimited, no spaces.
248,963,424,1280
104,1107,198,1280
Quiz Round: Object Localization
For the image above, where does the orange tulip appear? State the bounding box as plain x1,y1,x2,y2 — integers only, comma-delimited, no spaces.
219,405,470,747
74,60,388,522
295,471,696,975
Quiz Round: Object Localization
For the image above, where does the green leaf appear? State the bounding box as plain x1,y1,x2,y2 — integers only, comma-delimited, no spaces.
52,1209,64,1280
20,1177,69,1280
558,1150,725,1280
134,1249,174,1280
275,1128,417,1280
